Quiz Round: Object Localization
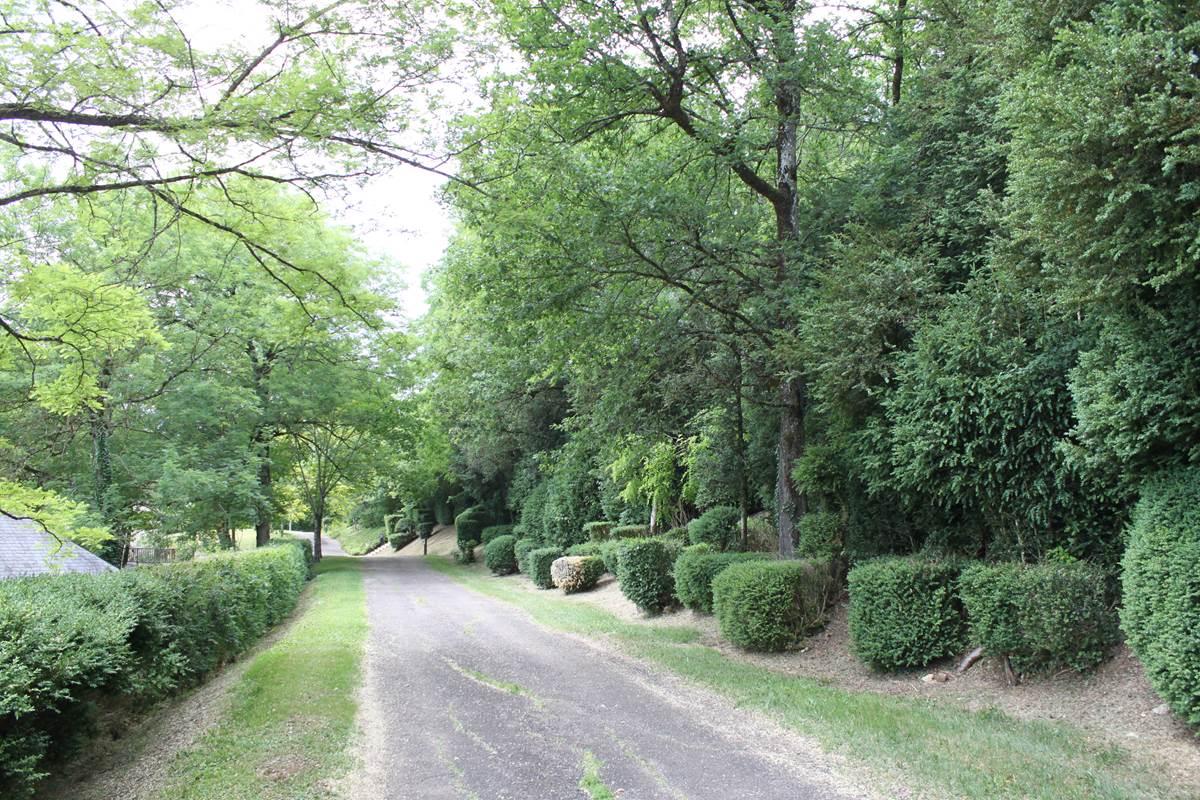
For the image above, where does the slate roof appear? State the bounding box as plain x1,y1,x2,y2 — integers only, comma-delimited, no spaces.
0,516,118,579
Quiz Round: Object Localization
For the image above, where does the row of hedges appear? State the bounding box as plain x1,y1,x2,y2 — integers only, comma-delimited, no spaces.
0,540,310,798
847,556,1118,675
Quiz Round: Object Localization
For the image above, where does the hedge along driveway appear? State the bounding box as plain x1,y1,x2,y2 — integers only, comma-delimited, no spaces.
426,557,1187,800
152,557,367,800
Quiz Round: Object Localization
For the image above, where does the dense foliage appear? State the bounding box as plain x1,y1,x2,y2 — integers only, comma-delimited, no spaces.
674,551,770,614
959,562,1118,675
615,539,676,615
847,558,967,671
0,542,308,797
712,561,833,652
484,535,519,576
527,548,563,590
1121,471,1200,726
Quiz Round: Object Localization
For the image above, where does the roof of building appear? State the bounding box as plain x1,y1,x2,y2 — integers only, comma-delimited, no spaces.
0,516,118,579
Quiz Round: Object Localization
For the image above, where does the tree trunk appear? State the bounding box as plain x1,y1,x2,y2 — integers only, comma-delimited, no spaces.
649,496,658,535
312,509,324,562
249,342,276,548
775,376,806,557
255,453,272,547
891,0,907,106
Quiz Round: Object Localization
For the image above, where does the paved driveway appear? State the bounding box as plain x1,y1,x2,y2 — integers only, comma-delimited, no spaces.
351,554,864,800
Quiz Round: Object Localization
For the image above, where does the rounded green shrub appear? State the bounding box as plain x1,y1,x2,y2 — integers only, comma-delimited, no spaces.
551,555,606,593
388,531,416,551
483,535,518,575
481,524,514,544
528,547,563,589
674,550,769,613
960,561,1117,675
1121,471,1200,727
514,539,539,574
611,524,649,539
616,539,675,614
455,505,490,550
712,559,833,651
796,511,842,562
847,557,966,671
687,506,740,550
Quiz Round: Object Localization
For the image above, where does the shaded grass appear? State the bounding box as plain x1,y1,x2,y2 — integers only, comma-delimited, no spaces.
152,557,366,800
327,523,386,555
428,556,1183,800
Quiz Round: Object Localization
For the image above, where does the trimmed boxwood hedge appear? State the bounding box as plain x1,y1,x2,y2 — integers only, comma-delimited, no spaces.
1122,470,1200,728
616,539,675,614
481,524,514,544
674,550,769,613
610,524,649,539
847,556,966,671
960,561,1118,675
712,559,833,652
514,538,540,574
566,541,604,558
687,506,740,551
528,547,563,589
598,540,623,576
0,542,309,798
483,535,518,575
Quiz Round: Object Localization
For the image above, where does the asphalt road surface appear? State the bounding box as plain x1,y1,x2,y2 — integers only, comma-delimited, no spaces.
352,554,865,800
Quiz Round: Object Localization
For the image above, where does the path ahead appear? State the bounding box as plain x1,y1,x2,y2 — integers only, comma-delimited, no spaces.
289,529,347,557
354,554,864,800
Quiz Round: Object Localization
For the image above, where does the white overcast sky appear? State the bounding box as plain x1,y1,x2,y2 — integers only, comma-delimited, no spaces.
178,1,456,323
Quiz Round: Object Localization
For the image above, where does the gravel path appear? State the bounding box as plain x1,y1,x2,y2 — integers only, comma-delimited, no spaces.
350,554,867,800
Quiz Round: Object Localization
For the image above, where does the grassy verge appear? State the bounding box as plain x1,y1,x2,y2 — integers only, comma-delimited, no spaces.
153,557,367,800
427,556,1183,800
327,523,386,555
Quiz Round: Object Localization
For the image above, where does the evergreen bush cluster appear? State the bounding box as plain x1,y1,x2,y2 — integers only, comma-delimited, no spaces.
455,506,490,550
514,539,539,574
0,542,308,797
481,524,514,544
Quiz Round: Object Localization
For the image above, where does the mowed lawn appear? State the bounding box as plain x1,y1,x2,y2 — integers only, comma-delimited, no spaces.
427,556,1187,800
153,557,367,800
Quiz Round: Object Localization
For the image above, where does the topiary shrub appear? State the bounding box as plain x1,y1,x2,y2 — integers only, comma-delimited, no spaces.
455,505,490,550
483,535,518,575
514,539,539,574
675,550,770,613
528,547,563,589
688,506,741,550
847,557,967,671
481,524,514,544
388,531,417,551
1122,470,1200,727
796,511,842,562
712,559,833,652
616,539,675,614
960,561,1118,676
583,521,616,541
611,524,649,539
551,556,606,593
